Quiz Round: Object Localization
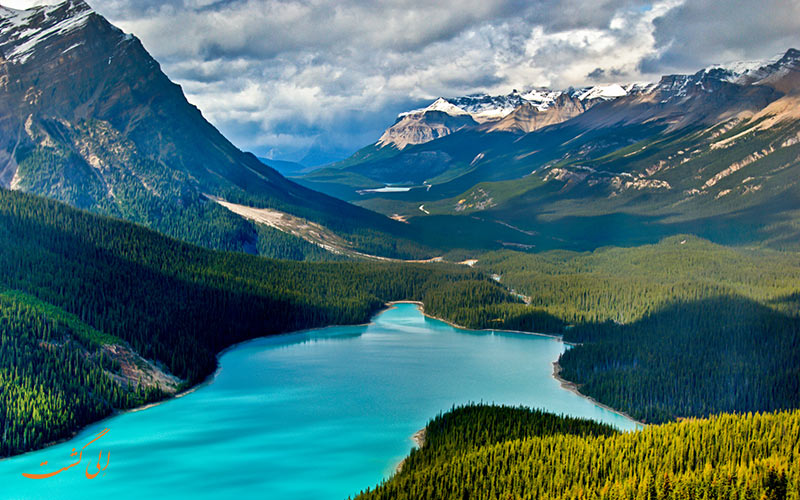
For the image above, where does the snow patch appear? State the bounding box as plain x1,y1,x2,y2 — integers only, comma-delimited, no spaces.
396,84,636,124
61,39,82,54
576,84,628,101
702,55,781,82
399,97,469,118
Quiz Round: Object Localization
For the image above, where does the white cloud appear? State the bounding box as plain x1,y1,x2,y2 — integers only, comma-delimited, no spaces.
10,0,795,163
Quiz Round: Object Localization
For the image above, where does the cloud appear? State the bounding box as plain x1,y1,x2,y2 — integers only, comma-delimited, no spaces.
7,0,796,163
644,0,800,74
587,68,606,80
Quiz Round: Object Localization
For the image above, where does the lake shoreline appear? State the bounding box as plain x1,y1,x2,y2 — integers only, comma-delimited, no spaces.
552,361,646,428
386,301,642,428
0,318,377,462
385,300,575,344
395,427,427,474
4,301,638,462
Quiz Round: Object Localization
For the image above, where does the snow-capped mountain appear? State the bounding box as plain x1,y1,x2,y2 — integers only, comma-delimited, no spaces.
445,85,636,120
375,49,800,151
573,84,628,101
484,92,592,134
398,97,471,118
449,91,537,121
377,84,640,149
733,48,800,93
307,48,800,203
378,98,478,149
694,50,800,86
0,1,99,65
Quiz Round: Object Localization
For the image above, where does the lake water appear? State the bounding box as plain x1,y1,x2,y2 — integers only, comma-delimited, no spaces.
357,186,414,194
2,303,639,499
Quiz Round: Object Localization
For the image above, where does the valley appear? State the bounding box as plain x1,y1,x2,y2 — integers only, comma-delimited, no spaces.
0,1,798,499
298,49,800,252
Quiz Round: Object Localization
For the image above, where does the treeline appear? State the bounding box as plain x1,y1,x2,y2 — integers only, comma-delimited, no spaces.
356,405,800,500
476,237,800,422
0,188,520,456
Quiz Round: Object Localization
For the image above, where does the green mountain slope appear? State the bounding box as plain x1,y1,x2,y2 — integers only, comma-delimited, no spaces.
0,1,431,260
312,50,800,251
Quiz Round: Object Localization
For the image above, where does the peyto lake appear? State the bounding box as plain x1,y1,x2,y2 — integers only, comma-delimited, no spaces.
3,303,639,499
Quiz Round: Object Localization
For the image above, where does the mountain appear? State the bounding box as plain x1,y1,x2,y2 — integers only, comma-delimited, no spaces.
0,0,431,260
376,98,479,150
300,49,800,251
483,92,594,134
374,90,624,149
298,84,649,194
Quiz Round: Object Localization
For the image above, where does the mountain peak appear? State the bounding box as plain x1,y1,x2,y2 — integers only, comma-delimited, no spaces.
574,84,628,101
399,97,469,118
425,97,470,116
379,98,477,149
774,47,800,68
0,0,96,64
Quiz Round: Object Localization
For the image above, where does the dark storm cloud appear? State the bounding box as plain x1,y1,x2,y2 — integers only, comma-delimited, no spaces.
644,0,800,73
587,67,606,80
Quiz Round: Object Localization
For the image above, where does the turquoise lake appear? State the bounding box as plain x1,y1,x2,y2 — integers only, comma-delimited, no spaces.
2,303,639,499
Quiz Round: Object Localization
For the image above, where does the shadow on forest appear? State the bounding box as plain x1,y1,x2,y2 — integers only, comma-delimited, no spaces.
557,295,800,423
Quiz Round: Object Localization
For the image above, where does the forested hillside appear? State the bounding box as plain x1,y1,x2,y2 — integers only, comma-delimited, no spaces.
356,405,799,500
477,236,800,324
3,189,797,455
474,238,800,423
0,188,526,457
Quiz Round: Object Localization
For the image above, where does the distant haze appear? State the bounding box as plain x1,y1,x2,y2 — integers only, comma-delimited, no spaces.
3,0,798,164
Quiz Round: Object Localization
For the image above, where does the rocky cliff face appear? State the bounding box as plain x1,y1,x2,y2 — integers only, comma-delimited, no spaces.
0,0,405,255
377,99,479,149
483,93,593,134
0,0,288,201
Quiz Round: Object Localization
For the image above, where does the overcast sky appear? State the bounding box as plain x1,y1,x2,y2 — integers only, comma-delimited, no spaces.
5,0,800,163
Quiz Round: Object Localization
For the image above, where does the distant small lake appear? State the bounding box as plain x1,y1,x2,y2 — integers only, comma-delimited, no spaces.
2,303,638,500
357,186,413,194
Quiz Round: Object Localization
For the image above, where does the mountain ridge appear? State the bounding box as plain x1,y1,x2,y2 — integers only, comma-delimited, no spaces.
312,48,797,169
372,84,644,151
299,48,800,251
